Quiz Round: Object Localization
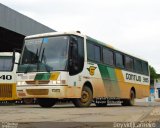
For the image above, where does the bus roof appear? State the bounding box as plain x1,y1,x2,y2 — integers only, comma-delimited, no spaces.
86,36,114,49
25,31,85,39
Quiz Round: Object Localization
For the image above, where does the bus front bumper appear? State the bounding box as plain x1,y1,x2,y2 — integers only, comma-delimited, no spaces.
16,85,81,99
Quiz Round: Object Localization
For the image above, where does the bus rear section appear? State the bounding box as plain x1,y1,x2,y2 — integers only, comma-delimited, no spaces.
0,52,20,102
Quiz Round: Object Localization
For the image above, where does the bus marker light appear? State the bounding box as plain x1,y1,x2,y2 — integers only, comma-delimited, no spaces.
52,89,60,92
18,92,26,97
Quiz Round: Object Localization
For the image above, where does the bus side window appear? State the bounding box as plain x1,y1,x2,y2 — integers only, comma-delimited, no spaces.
87,41,101,63
142,61,149,75
115,52,125,68
87,42,94,61
103,48,114,66
94,45,101,62
134,59,143,73
125,55,133,71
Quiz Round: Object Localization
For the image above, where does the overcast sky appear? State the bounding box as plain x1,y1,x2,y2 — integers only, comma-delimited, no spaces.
1,0,160,73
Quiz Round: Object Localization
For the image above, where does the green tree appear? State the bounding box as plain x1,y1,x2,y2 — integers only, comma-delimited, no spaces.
149,65,158,85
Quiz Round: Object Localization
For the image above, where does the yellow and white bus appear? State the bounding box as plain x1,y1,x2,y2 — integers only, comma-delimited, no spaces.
0,52,20,102
16,31,150,108
0,52,34,104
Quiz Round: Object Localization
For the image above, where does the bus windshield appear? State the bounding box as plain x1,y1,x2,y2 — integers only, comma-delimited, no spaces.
0,56,13,71
18,36,69,73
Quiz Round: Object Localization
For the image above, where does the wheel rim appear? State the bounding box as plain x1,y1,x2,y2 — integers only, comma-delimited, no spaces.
81,90,90,103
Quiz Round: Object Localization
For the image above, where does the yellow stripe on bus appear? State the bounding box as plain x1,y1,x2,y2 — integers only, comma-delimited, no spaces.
50,72,60,80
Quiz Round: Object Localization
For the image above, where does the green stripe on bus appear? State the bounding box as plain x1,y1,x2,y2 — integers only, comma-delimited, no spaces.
98,64,120,97
34,73,51,80
98,64,117,80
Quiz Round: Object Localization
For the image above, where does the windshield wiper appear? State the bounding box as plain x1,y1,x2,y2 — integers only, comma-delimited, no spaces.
24,64,30,73
40,48,50,72
36,38,44,72
36,38,50,72
24,48,39,73
32,49,39,63
41,48,45,62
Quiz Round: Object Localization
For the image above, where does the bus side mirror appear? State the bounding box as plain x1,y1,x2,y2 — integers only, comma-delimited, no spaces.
69,37,78,75
13,48,21,64
13,50,20,65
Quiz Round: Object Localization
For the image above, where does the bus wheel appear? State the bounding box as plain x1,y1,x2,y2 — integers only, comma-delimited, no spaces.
94,98,107,107
121,90,135,106
37,98,57,108
72,86,93,107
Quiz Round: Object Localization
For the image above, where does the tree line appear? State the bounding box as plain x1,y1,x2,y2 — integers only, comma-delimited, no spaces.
150,66,158,85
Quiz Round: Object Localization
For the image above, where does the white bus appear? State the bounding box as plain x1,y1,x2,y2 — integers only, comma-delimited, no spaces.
16,31,150,108
0,52,20,102
0,52,35,104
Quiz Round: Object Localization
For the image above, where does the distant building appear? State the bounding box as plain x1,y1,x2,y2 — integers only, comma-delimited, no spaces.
0,3,55,51
154,74,160,100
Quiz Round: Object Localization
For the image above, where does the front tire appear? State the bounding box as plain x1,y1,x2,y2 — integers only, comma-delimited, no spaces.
37,98,57,108
121,90,135,106
72,86,93,107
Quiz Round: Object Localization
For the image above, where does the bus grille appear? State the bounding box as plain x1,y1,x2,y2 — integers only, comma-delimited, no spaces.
26,89,49,95
0,84,12,98
26,80,50,85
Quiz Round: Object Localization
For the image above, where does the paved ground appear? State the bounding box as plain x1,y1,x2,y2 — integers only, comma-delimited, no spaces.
0,101,160,128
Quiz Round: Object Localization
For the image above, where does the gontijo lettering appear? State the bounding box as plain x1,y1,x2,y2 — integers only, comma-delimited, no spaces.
126,73,141,82
125,73,149,83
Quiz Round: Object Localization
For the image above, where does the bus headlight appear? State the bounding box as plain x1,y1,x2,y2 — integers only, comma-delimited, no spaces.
56,80,66,84
17,81,25,86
